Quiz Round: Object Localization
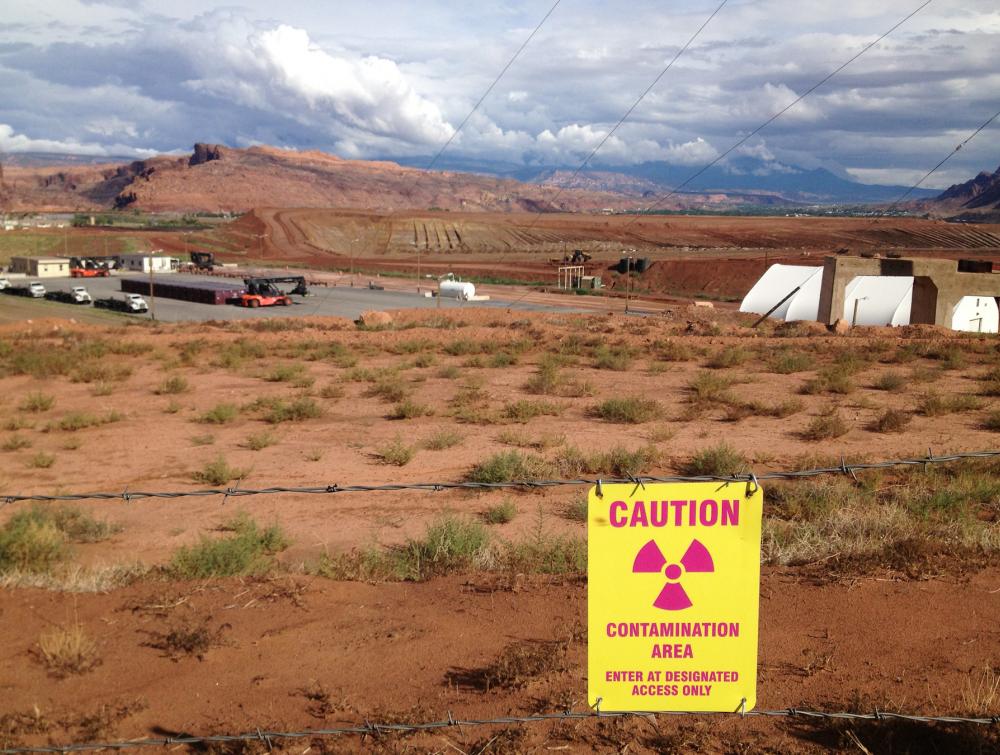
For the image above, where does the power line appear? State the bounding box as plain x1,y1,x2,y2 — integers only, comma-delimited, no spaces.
407,0,563,196
526,0,730,222
3,706,998,753
624,0,934,225
2,449,997,505
879,105,1000,215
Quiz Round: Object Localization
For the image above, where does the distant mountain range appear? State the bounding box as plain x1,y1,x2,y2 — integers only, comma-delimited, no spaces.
0,144,949,213
388,154,939,205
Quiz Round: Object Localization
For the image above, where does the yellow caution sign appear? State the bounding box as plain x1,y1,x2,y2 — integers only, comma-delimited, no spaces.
588,481,763,712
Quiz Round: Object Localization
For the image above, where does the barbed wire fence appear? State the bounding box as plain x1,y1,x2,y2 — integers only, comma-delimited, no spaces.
2,449,999,753
2,707,999,754
3,449,999,505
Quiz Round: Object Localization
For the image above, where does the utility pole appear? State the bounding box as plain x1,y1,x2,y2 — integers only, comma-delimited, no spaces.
148,249,158,321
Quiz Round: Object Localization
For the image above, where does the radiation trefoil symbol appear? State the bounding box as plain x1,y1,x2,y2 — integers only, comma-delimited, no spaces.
632,539,715,611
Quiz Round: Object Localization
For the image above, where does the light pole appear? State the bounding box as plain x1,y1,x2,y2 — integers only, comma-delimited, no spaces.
148,248,160,321
414,240,421,293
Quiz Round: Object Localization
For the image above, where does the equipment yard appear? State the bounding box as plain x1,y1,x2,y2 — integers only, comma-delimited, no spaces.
0,307,998,752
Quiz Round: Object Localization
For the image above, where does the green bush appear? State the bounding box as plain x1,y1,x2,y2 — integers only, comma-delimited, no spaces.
1,435,31,452
388,399,431,420
375,435,415,466
169,514,289,578
502,399,563,423
0,505,120,574
802,410,850,441
423,429,463,450
872,372,905,391
28,451,56,469
872,409,911,433
262,397,322,424
767,350,814,374
706,346,750,370
244,430,278,451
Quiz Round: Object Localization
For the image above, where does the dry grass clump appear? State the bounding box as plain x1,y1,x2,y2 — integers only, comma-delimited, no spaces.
375,435,416,466
766,349,815,374
872,372,905,391
422,429,463,450
501,399,563,423
388,399,432,420
681,443,747,476
591,396,662,424
19,392,54,413
685,372,737,405
153,376,189,395
27,452,55,469
802,409,850,441
467,450,552,483
763,461,1000,574
705,346,751,370
244,430,278,451
917,391,982,416
592,343,636,370
553,445,659,477
192,456,247,486
1,435,31,452
800,368,855,395
198,403,239,425
366,377,409,403
524,356,591,397
37,623,100,677
483,500,517,524
983,412,1000,432
872,409,911,433
0,506,121,577
143,617,229,660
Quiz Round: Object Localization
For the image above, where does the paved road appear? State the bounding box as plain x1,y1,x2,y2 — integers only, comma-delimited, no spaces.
25,275,580,322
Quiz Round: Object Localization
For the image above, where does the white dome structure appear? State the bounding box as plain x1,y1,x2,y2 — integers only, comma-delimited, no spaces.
842,276,913,326
739,264,823,322
951,296,999,333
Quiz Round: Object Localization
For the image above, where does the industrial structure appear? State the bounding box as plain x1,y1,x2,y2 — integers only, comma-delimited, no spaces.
741,256,1000,333
9,256,71,278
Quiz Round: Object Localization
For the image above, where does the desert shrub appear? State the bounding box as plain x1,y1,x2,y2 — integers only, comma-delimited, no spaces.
19,393,54,413
553,445,659,477
503,534,586,575
524,357,563,395
918,392,982,417
502,399,563,422
467,450,551,483
423,429,463,450
682,443,747,476
265,364,306,383
375,435,415,466
437,365,461,380
489,352,519,368
199,403,239,425
802,410,850,440
767,350,814,374
983,412,1000,432
1,435,31,452
706,346,750,369
655,339,696,362
686,372,736,404
262,397,322,424
872,409,911,433
0,517,66,574
593,344,635,370
37,624,100,677
801,368,854,395
244,430,277,451
484,500,517,524
366,378,409,403
980,367,1000,397
169,514,288,578
399,516,489,579
872,372,905,391
27,452,55,469
215,338,266,369
192,456,247,486
70,363,132,384
592,397,662,424
53,411,121,432
388,399,432,420
154,376,189,395
564,498,589,522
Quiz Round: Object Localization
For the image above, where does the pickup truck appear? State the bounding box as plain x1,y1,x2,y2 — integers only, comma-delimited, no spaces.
3,282,46,298
45,286,93,305
94,293,148,314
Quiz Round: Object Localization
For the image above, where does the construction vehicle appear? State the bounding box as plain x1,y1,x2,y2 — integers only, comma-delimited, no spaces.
94,293,148,314
69,257,112,277
45,286,92,305
239,276,308,308
190,251,215,270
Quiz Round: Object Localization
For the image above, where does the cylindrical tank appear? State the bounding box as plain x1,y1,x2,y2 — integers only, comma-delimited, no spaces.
439,279,475,300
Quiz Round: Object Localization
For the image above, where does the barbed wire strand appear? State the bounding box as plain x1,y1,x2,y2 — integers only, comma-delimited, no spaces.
2,450,998,505
3,707,998,754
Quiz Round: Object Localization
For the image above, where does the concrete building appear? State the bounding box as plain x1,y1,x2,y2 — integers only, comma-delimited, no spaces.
118,254,179,274
9,256,71,278
818,256,1000,331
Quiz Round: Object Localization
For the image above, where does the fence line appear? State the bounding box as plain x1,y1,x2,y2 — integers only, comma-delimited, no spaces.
2,450,998,506
3,707,998,753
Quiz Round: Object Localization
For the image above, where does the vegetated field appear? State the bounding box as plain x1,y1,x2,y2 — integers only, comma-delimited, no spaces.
0,307,999,753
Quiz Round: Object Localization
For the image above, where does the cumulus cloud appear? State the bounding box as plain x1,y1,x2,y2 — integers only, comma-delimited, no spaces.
0,123,156,157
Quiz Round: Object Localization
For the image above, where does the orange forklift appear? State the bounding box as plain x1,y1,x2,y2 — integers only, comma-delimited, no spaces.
238,276,309,307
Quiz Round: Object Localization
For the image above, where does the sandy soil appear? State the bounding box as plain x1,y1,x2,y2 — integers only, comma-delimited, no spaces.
1,309,999,753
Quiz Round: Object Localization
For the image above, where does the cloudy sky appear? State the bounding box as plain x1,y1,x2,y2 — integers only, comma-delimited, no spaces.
1,0,997,187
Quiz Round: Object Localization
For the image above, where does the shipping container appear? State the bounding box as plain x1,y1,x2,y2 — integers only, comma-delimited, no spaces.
121,278,246,305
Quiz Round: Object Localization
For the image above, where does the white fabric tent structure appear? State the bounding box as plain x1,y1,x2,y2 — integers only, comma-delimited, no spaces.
951,296,999,333
739,264,823,321
842,276,912,326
